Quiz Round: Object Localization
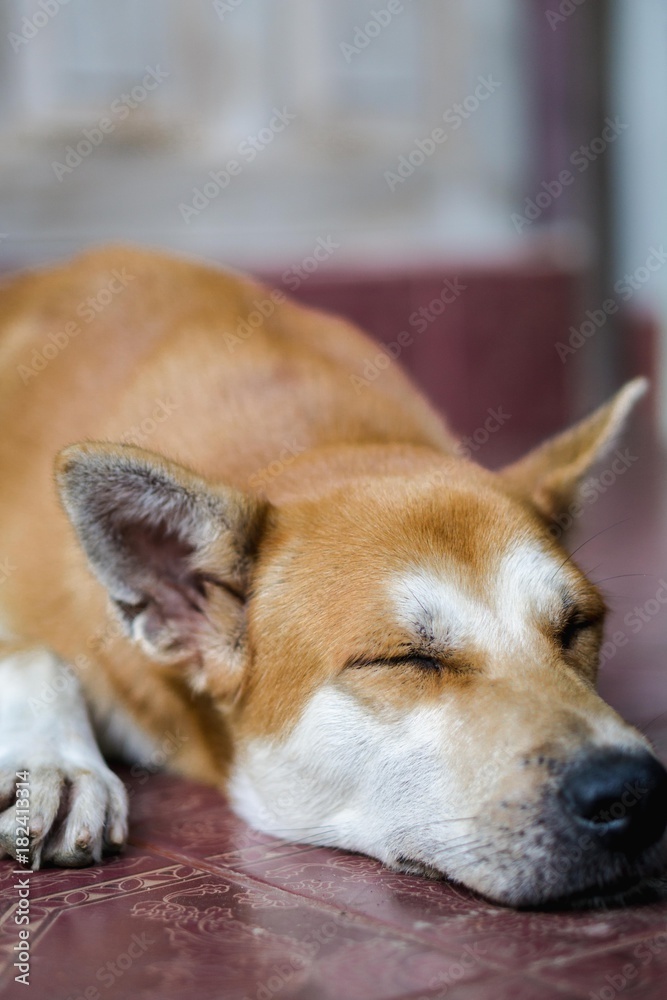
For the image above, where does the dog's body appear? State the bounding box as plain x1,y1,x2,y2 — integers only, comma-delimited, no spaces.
1,246,665,907
0,247,450,779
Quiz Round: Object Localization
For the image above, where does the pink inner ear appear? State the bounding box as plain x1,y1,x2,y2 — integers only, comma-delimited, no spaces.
121,519,197,588
138,579,207,656
116,519,209,648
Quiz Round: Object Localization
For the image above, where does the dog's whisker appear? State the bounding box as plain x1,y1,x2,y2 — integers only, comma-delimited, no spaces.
432,839,496,868
387,820,479,847
442,835,493,851
592,573,654,585
637,707,667,738
393,817,476,835
559,519,630,571
265,825,338,837
431,833,495,854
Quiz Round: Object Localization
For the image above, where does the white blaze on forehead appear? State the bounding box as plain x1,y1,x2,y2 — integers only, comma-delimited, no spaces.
392,541,569,649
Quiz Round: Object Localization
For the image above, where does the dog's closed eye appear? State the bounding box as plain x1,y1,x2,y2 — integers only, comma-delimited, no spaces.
559,615,590,650
346,651,470,675
382,653,444,672
556,607,604,651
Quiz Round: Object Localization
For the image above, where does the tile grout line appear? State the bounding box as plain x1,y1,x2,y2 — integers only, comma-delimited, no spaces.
127,835,667,980
398,970,596,1000
529,923,667,973
127,836,514,971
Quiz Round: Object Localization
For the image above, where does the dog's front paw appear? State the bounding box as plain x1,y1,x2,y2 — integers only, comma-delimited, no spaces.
0,760,128,868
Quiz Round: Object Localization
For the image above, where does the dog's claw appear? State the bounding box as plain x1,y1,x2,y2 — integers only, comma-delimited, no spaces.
107,819,127,850
30,816,45,839
0,763,128,869
75,828,92,849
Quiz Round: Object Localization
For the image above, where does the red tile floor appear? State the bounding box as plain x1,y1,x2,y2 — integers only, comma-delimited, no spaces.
1,431,667,1000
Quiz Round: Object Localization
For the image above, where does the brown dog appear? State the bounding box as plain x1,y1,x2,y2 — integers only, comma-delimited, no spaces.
0,245,665,907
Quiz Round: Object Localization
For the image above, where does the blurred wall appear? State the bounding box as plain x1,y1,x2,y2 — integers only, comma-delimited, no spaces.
0,0,663,449
0,0,531,269
610,0,667,441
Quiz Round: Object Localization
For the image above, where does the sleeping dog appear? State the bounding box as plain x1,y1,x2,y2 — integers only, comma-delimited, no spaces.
0,246,665,907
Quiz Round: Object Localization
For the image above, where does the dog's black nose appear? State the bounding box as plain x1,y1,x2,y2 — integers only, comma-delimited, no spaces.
561,749,667,855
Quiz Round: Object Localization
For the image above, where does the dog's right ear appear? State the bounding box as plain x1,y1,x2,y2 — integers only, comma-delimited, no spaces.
56,443,270,694
500,378,647,522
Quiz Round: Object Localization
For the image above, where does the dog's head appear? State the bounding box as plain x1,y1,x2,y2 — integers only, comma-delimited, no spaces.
56,377,667,907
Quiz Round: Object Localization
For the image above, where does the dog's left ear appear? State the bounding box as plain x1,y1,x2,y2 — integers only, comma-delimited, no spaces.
501,377,647,521
56,443,269,694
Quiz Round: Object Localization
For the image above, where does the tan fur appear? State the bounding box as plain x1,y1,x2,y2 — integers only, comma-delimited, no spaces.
0,246,660,904
0,246,453,779
0,247,644,771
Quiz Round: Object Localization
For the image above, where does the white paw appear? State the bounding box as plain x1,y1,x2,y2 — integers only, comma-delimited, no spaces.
0,759,128,868
0,648,130,868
